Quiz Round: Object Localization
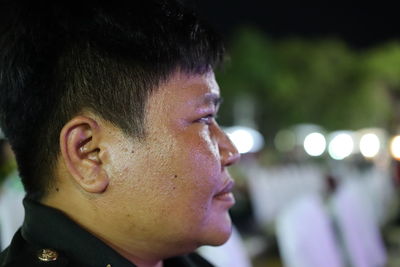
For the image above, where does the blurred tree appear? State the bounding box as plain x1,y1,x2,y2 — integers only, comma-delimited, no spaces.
363,42,400,133
216,27,391,139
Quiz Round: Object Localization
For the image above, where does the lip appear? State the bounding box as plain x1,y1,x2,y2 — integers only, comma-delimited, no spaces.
214,180,235,204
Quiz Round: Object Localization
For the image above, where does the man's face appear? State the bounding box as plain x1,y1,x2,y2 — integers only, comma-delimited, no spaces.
98,71,240,254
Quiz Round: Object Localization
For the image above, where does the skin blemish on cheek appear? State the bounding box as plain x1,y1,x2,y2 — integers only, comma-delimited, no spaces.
174,174,178,178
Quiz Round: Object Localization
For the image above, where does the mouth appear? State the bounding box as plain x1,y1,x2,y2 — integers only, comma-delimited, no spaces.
214,179,235,205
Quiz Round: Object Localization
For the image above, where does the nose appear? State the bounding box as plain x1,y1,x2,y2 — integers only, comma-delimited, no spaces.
215,125,240,167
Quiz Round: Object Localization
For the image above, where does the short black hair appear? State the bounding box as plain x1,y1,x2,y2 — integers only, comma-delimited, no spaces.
0,0,224,200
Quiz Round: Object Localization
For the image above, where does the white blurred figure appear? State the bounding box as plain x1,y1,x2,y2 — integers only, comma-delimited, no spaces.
276,194,344,267
0,135,25,250
0,171,25,250
198,226,252,267
246,164,325,227
331,179,387,267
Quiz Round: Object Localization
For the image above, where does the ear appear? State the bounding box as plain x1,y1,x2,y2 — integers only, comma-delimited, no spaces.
60,116,109,193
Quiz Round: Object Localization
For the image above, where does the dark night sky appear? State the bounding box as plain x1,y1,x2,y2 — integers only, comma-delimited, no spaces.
194,2,399,49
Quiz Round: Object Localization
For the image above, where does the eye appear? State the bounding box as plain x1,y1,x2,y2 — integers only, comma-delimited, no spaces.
195,114,217,125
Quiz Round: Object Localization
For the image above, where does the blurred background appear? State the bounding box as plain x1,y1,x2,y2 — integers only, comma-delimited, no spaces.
2,3,400,267
194,3,400,267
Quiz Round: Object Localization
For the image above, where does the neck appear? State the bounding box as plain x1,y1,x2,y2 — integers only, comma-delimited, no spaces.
42,191,168,267
104,240,164,267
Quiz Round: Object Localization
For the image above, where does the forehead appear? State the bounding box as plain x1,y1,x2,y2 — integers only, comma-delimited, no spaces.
167,71,219,97
148,71,220,111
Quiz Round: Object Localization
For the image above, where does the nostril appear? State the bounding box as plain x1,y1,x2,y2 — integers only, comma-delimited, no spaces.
223,151,240,167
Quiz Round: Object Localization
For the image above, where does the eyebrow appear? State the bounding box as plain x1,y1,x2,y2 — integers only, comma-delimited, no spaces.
203,93,223,109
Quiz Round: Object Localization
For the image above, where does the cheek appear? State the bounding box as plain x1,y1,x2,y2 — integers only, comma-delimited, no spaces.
188,127,220,176
105,127,220,211
169,129,221,199
199,126,219,155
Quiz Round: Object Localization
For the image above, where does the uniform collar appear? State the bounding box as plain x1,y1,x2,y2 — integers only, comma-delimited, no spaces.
21,198,210,267
21,198,135,266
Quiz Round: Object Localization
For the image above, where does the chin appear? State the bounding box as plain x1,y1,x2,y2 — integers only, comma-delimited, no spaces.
199,218,233,247
211,228,232,246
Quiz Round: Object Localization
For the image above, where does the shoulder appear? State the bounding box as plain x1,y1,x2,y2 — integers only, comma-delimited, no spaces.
0,230,73,267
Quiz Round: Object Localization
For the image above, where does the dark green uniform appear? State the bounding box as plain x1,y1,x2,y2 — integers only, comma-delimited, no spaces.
0,199,214,267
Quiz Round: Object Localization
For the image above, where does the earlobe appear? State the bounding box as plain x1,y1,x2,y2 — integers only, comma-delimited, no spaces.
60,116,109,194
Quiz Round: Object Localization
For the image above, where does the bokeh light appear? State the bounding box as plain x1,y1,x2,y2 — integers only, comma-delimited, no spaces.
390,135,400,160
226,126,264,154
274,129,296,152
328,132,354,160
303,132,326,156
359,133,380,158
